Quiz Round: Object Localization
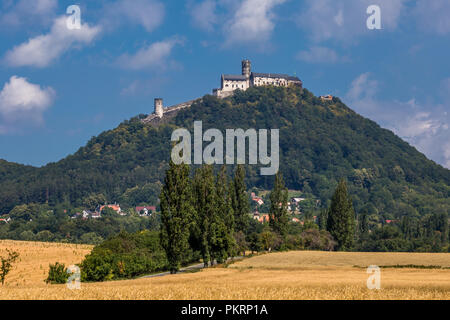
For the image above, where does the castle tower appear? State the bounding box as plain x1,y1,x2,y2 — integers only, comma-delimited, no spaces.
154,98,163,118
242,59,251,78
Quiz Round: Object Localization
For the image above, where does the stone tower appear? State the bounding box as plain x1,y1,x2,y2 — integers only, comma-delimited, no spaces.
242,59,251,78
154,98,163,118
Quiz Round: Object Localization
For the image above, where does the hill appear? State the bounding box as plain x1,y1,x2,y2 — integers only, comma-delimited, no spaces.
0,86,449,220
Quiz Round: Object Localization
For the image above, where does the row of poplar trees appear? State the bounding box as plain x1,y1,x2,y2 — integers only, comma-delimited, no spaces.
159,162,251,273
160,160,356,273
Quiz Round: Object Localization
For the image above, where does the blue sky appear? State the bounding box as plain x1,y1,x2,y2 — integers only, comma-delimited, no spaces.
0,0,449,169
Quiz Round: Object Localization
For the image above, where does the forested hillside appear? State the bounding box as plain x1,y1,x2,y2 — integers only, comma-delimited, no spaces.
0,86,448,220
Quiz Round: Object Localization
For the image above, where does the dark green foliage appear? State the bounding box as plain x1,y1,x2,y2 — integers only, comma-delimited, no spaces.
192,165,216,266
214,166,236,261
0,202,159,244
159,161,195,273
300,229,336,251
355,212,449,252
233,231,248,256
259,229,283,251
326,179,356,251
269,172,289,237
46,262,69,284
232,165,250,233
81,230,169,281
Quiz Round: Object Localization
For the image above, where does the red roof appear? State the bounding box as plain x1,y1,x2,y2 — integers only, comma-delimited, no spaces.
100,204,121,212
136,206,156,212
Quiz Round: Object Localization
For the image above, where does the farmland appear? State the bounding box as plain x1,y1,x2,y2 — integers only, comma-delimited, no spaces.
0,240,449,300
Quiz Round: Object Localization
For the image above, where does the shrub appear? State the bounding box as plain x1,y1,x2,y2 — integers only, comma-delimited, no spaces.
80,230,169,281
46,262,69,284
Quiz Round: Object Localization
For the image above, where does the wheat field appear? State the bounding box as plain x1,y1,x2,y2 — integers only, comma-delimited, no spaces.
0,240,449,300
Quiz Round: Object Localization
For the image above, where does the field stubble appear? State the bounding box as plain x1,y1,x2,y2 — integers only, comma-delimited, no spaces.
0,241,449,300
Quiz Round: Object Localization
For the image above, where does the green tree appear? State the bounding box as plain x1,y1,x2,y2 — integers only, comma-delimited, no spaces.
269,172,289,237
318,209,328,231
0,249,20,285
326,179,356,251
192,165,216,267
231,165,250,233
159,161,195,273
211,166,236,263
82,194,107,211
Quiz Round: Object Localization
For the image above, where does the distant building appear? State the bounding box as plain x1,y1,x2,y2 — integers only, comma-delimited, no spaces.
136,206,156,216
320,95,333,101
143,60,303,124
99,204,122,215
257,214,270,223
0,218,10,224
213,60,303,98
252,196,264,206
291,197,306,204
91,211,102,219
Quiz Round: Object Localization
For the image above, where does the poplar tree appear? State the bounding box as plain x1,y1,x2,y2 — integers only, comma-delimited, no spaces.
326,179,355,251
269,171,289,237
159,161,194,273
211,166,236,263
231,165,250,233
192,165,216,267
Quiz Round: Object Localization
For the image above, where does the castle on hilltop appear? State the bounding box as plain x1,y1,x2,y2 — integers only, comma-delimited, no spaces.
142,60,302,124
213,60,302,98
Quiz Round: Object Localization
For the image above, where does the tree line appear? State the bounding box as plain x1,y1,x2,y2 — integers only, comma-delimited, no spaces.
159,161,359,273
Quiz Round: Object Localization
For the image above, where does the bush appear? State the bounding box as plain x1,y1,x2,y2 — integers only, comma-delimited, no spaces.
46,262,69,284
301,229,336,251
80,230,169,281
259,230,283,251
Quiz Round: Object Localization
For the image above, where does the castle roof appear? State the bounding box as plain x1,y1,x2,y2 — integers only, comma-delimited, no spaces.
251,72,301,82
222,74,248,81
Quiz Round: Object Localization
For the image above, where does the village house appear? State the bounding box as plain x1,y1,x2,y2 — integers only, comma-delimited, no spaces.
252,196,264,206
99,204,125,216
0,217,11,223
135,206,156,216
320,95,333,101
290,197,306,204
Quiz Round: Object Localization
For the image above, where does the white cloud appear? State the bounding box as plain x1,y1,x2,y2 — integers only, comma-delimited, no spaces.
296,46,343,63
4,16,101,68
413,0,450,35
223,0,285,46
0,0,57,28
0,76,55,133
345,73,450,169
102,0,165,32
346,72,378,103
187,0,218,32
296,0,407,43
117,38,183,70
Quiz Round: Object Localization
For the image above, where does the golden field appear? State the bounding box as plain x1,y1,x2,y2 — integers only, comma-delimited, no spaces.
0,240,449,300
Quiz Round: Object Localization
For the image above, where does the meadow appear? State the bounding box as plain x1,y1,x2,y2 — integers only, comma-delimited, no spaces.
0,240,449,300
